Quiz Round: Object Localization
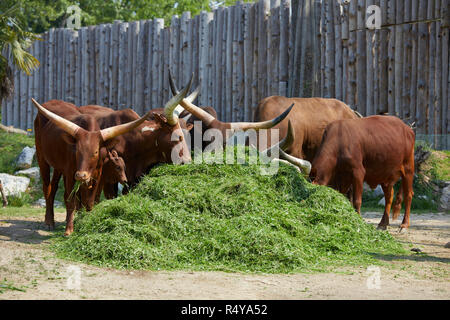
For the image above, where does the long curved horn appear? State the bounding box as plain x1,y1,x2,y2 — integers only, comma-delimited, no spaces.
261,120,295,156
229,103,294,131
31,98,83,137
174,87,200,117
100,108,154,141
279,149,311,175
165,73,194,125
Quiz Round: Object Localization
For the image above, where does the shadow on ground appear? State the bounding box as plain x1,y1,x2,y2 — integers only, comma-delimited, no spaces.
0,219,63,244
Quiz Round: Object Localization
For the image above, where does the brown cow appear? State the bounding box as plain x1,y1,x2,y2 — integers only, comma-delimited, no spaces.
311,115,415,231
33,99,152,236
253,96,361,161
78,77,194,191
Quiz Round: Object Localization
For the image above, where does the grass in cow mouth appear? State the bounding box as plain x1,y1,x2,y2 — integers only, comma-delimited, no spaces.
53,148,408,273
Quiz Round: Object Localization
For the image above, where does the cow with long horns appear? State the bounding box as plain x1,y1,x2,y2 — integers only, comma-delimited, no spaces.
78,77,194,192
33,98,154,236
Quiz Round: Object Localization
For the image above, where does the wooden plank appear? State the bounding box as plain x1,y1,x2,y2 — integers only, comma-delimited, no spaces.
225,6,234,122
129,21,138,109
435,7,442,144
409,0,418,123
213,8,223,115
243,4,253,120
270,0,280,98
135,20,145,112
118,22,129,109
441,3,449,145
110,21,120,109
334,0,342,101
199,11,210,106
80,27,89,106
180,12,191,89
152,19,164,108
13,61,20,127
47,29,55,104
356,0,366,114
402,0,412,120
394,0,404,117
279,0,290,97
250,3,258,116
88,26,96,104
144,21,156,110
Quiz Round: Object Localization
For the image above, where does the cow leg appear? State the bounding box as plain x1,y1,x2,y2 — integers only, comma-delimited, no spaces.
37,159,55,229
351,169,365,215
63,176,76,236
45,170,62,229
392,182,403,221
400,173,414,231
378,183,394,230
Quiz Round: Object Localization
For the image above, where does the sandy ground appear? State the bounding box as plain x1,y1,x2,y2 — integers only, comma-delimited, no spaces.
0,211,449,300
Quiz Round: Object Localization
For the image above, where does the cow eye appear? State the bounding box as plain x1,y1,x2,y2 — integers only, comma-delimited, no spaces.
179,135,183,142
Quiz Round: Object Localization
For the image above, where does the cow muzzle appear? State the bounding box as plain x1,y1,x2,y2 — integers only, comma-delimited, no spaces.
75,171,91,183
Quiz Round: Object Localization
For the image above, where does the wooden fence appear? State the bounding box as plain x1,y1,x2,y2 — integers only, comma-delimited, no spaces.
2,0,449,149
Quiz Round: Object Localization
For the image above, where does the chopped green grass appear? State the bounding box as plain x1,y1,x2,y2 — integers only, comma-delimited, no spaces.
53,150,408,273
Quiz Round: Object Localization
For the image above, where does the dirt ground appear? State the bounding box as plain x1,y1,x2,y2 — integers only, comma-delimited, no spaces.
0,210,449,300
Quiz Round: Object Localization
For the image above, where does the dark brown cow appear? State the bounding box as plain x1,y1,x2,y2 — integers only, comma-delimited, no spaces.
311,115,415,231
33,99,152,236
253,96,361,161
78,78,194,191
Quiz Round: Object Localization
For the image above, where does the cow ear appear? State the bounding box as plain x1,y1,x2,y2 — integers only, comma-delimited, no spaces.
153,113,168,125
186,123,194,132
61,132,76,145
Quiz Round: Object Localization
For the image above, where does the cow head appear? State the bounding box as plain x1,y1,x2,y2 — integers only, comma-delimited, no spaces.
31,98,152,185
104,150,127,185
140,75,195,165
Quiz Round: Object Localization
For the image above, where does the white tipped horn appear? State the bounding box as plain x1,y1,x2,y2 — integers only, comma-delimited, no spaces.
164,73,194,125
279,149,311,175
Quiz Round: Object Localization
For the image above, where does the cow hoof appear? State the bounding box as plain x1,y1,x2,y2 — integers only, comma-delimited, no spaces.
398,227,408,234
63,230,73,237
377,225,387,231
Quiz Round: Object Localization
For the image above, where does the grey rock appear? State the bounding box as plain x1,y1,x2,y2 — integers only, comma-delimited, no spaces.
364,183,384,198
378,197,386,207
16,146,36,169
0,173,30,196
33,198,64,208
439,185,450,212
15,167,40,180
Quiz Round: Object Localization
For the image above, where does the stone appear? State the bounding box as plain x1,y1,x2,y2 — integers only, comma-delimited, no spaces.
378,197,386,207
439,185,450,212
16,146,36,169
0,173,30,197
364,183,384,198
33,198,64,208
15,167,40,180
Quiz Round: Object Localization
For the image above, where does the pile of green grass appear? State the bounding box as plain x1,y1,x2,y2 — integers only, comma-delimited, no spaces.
53,151,407,273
